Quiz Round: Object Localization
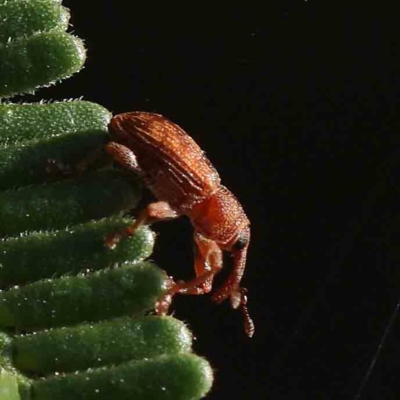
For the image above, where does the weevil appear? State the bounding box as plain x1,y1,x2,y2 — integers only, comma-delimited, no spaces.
105,112,254,337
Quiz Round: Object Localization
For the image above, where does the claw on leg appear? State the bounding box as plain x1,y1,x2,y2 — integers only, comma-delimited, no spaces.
154,271,217,317
104,223,138,249
45,158,74,179
154,275,175,315
155,293,173,315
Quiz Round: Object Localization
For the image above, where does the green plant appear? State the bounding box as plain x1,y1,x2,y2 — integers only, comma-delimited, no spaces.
0,1,213,399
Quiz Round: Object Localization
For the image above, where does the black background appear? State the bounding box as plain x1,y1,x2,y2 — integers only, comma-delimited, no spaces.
32,2,399,399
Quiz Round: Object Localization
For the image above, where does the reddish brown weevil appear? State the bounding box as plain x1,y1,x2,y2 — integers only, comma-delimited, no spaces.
106,112,254,337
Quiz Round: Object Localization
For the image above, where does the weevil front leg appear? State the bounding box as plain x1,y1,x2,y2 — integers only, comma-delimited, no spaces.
176,233,223,295
155,233,223,315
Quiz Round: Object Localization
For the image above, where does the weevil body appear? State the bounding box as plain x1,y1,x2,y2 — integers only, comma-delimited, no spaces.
106,112,254,337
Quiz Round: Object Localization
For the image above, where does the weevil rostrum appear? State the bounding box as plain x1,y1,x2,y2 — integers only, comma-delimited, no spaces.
105,112,254,337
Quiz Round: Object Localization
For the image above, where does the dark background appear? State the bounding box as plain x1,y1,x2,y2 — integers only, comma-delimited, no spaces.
35,2,399,399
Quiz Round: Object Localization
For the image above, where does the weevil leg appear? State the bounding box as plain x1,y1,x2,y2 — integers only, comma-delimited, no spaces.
104,142,143,176
46,144,109,179
46,158,75,178
72,140,142,176
75,144,109,174
166,234,223,296
175,233,222,295
105,201,179,248
154,234,222,315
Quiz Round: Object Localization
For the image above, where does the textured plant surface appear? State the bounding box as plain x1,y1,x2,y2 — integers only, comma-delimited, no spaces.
0,1,213,399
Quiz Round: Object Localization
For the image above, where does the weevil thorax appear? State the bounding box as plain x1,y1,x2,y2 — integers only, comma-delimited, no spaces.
189,185,250,250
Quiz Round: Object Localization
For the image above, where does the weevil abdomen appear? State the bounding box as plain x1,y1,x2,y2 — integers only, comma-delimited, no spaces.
108,112,221,210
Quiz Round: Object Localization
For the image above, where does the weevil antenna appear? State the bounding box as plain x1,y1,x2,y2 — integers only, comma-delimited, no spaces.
354,295,400,400
240,287,255,337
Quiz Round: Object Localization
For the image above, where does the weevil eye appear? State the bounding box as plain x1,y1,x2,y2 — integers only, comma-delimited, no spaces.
232,230,249,251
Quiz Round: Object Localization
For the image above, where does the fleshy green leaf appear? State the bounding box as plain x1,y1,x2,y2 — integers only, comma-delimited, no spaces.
0,0,69,43
0,170,142,236
0,217,155,286
32,354,213,400
13,316,193,374
0,262,168,330
0,101,111,146
0,32,86,98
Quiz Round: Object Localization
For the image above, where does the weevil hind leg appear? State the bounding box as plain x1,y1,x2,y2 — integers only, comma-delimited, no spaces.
54,140,143,178
105,142,143,176
46,144,108,179
105,201,179,248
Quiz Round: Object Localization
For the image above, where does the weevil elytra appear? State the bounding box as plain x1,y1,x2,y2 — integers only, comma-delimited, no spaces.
106,112,254,337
